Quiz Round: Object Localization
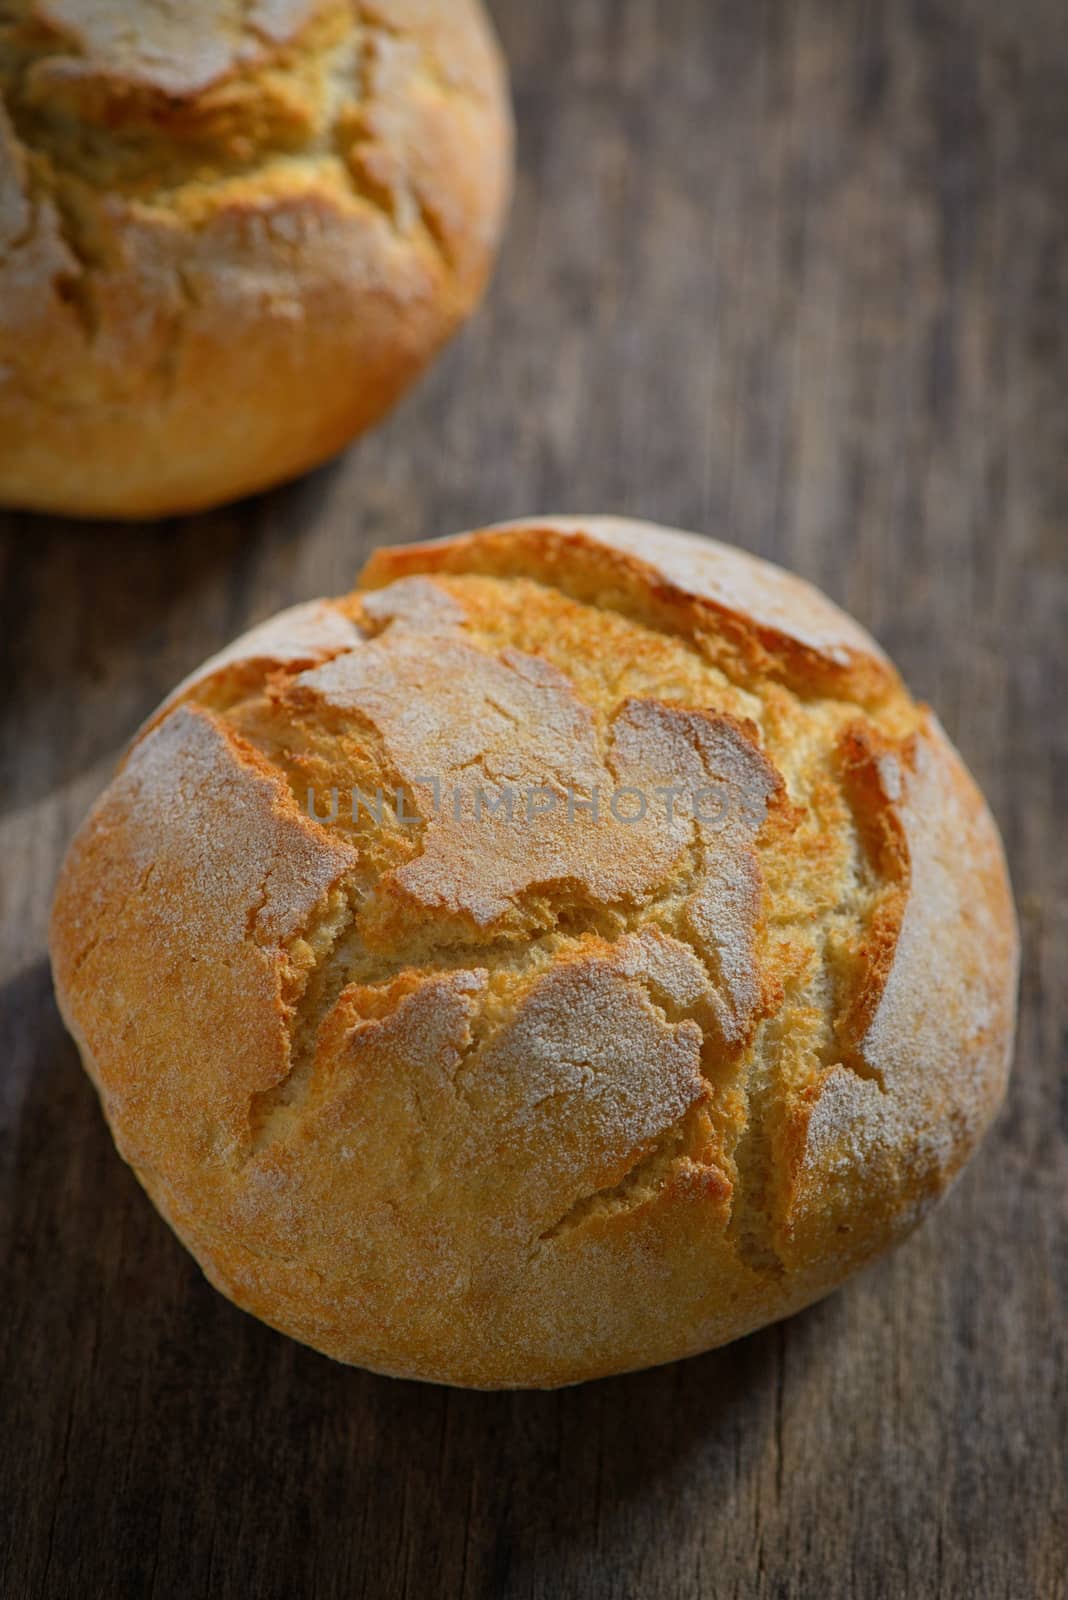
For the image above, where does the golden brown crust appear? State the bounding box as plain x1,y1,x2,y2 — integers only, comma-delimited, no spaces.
362,516,900,705
0,0,512,517
50,518,1019,1386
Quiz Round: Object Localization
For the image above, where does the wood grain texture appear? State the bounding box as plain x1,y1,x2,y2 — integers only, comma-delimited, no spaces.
1,1,1065,1595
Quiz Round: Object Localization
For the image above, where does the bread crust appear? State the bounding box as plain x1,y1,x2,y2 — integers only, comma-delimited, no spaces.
0,0,512,518
50,518,1019,1387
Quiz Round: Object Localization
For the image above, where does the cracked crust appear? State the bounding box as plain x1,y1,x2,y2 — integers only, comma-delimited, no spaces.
49,518,1019,1387
0,0,512,517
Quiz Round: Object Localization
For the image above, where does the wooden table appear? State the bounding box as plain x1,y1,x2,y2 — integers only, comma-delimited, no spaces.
2,2,1064,1595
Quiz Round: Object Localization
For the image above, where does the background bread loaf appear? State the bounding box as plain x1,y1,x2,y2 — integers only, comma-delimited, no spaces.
50,519,1019,1387
0,0,512,518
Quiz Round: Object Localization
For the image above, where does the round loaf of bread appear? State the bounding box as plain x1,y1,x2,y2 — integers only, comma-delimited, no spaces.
0,0,511,519
50,518,1019,1387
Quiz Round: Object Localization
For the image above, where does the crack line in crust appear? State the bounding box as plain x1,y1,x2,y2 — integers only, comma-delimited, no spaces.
535,1106,710,1246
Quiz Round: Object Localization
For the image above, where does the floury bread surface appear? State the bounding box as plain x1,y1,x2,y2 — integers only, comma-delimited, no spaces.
50,519,1019,1387
0,0,512,518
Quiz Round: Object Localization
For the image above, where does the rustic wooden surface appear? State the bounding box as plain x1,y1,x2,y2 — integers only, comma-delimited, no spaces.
1,2,1065,1595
